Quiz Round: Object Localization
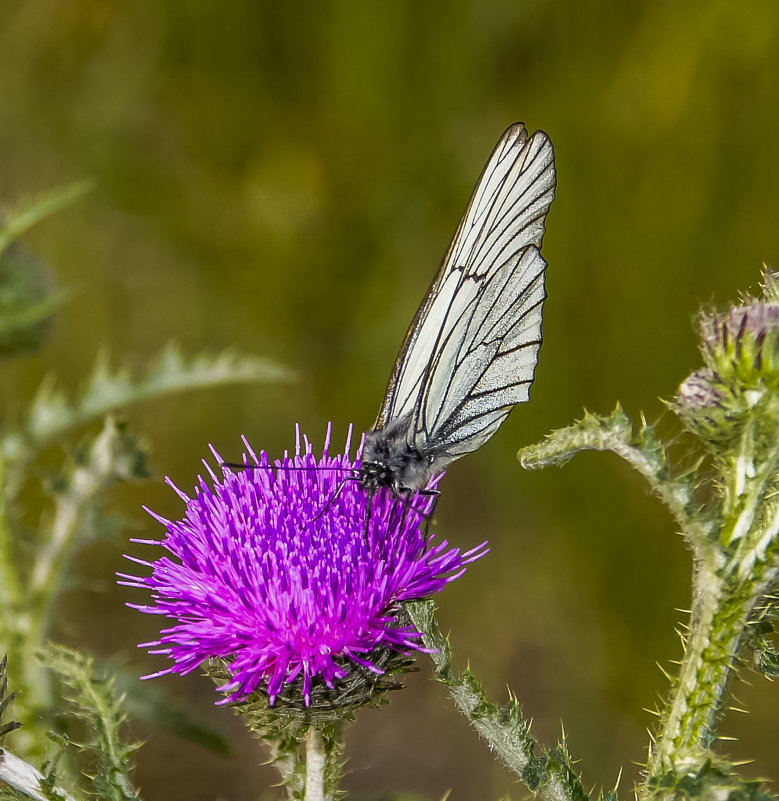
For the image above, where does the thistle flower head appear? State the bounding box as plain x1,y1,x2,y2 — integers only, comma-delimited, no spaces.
119,425,487,710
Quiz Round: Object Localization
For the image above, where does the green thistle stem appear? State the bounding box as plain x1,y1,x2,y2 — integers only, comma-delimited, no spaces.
27,423,118,636
647,546,777,791
645,402,779,786
649,550,742,771
521,402,779,795
518,406,713,554
8,418,143,760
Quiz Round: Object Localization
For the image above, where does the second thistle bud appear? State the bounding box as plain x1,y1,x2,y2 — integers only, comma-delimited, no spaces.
675,273,779,448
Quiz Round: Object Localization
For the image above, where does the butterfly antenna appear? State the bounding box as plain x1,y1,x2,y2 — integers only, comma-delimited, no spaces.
221,462,353,473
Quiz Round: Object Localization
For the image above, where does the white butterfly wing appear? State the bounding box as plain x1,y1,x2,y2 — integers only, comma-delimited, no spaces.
374,123,555,467
417,246,545,458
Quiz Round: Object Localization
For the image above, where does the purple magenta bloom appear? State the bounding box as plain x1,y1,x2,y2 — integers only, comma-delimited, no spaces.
119,425,487,706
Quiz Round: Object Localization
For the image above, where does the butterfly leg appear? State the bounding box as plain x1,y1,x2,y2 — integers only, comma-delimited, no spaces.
311,474,361,521
362,492,374,548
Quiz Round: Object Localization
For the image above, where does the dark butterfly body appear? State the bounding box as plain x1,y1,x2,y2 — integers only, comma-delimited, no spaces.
358,123,556,496
358,415,432,495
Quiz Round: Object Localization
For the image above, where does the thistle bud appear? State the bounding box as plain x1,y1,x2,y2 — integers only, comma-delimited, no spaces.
674,283,779,448
700,302,779,386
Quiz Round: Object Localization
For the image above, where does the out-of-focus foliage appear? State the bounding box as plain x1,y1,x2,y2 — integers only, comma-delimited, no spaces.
0,182,92,355
40,645,141,801
0,187,292,798
0,2,777,799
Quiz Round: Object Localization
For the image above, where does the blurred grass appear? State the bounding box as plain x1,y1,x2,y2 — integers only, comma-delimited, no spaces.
1,1,778,799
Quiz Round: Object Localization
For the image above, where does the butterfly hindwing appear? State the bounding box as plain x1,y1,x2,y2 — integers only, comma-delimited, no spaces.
418,245,546,458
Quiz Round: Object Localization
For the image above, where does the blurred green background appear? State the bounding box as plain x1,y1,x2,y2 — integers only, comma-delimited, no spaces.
1,1,778,798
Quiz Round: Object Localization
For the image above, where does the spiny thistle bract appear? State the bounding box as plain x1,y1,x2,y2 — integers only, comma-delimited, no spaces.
119,425,487,712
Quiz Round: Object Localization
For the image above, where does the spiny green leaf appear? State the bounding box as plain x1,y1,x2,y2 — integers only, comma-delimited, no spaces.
55,344,293,437
0,181,94,258
1,344,294,464
38,645,142,801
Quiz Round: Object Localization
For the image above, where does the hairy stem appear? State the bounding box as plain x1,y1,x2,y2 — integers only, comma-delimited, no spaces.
0,460,45,759
649,553,733,770
304,728,326,801
518,408,713,556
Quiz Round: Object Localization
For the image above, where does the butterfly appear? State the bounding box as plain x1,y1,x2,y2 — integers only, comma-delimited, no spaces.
357,122,556,497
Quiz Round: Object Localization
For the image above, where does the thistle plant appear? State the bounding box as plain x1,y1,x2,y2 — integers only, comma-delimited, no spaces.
0,181,776,801
507,269,779,801
119,427,486,797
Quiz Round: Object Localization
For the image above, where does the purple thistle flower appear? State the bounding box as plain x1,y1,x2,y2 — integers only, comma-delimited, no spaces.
119,425,487,707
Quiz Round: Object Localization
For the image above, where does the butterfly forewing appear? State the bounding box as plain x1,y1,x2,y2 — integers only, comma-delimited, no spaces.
446,128,554,280
372,123,554,478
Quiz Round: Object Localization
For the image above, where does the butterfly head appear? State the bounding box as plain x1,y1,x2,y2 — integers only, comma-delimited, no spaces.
359,420,436,496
